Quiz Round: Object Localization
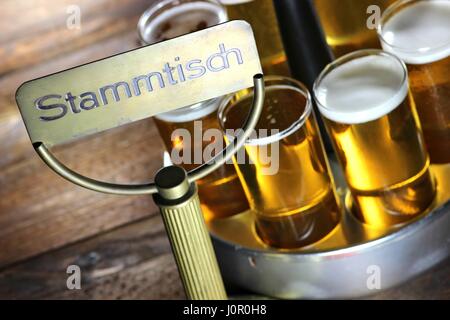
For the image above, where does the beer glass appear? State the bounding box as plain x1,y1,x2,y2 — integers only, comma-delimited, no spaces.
314,0,396,57
138,0,227,44
139,0,250,220
378,0,450,164
154,100,249,220
219,76,341,248
313,50,436,227
220,0,290,75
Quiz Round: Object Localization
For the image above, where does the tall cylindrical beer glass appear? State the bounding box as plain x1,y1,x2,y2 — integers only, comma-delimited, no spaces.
314,50,436,227
154,100,249,220
138,0,249,220
219,76,341,248
314,0,396,57
378,0,450,163
219,0,290,75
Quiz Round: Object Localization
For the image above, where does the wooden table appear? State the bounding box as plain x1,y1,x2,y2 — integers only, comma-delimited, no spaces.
0,0,448,299
0,213,448,299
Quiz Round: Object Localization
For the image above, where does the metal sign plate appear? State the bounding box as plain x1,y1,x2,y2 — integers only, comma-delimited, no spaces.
15,20,262,146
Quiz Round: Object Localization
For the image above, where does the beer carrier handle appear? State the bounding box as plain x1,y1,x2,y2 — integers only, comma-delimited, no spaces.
33,74,264,195
33,74,265,300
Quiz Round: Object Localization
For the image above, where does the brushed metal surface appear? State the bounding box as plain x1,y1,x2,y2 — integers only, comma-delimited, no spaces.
29,75,264,195
209,163,450,298
15,20,262,146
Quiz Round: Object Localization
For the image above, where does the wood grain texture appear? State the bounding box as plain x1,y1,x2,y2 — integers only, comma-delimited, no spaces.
0,0,151,76
0,213,447,299
0,118,165,267
0,0,164,268
0,215,185,299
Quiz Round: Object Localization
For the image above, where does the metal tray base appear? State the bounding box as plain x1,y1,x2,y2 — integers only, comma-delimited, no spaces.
208,164,450,299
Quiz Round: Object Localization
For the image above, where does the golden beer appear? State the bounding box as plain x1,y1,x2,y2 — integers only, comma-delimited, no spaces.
155,100,249,220
139,0,249,220
220,0,290,75
219,77,340,248
314,50,436,227
378,0,450,163
314,0,396,57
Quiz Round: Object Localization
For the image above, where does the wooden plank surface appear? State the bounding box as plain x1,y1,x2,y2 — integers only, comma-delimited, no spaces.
0,214,447,299
0,0,151,76
0,215,185,299
0,0,448,300
0,0,163,268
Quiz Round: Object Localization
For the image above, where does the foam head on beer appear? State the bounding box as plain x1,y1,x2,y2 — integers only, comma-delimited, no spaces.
378,0,450,64
314,53,408,124
313,50,436,227
377,0,450,164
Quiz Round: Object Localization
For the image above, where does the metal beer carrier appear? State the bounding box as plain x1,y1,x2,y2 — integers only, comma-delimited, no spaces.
209,161,449,298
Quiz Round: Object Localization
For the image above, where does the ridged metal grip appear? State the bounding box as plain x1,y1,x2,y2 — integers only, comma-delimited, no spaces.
160,193,227,299
153,166,227,300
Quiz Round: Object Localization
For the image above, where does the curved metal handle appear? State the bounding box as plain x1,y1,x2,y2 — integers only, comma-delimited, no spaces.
34,74,265,195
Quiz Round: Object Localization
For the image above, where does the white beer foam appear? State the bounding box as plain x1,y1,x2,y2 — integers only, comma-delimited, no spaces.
155,98,220,122
314,54,408,124
380,0,450,65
